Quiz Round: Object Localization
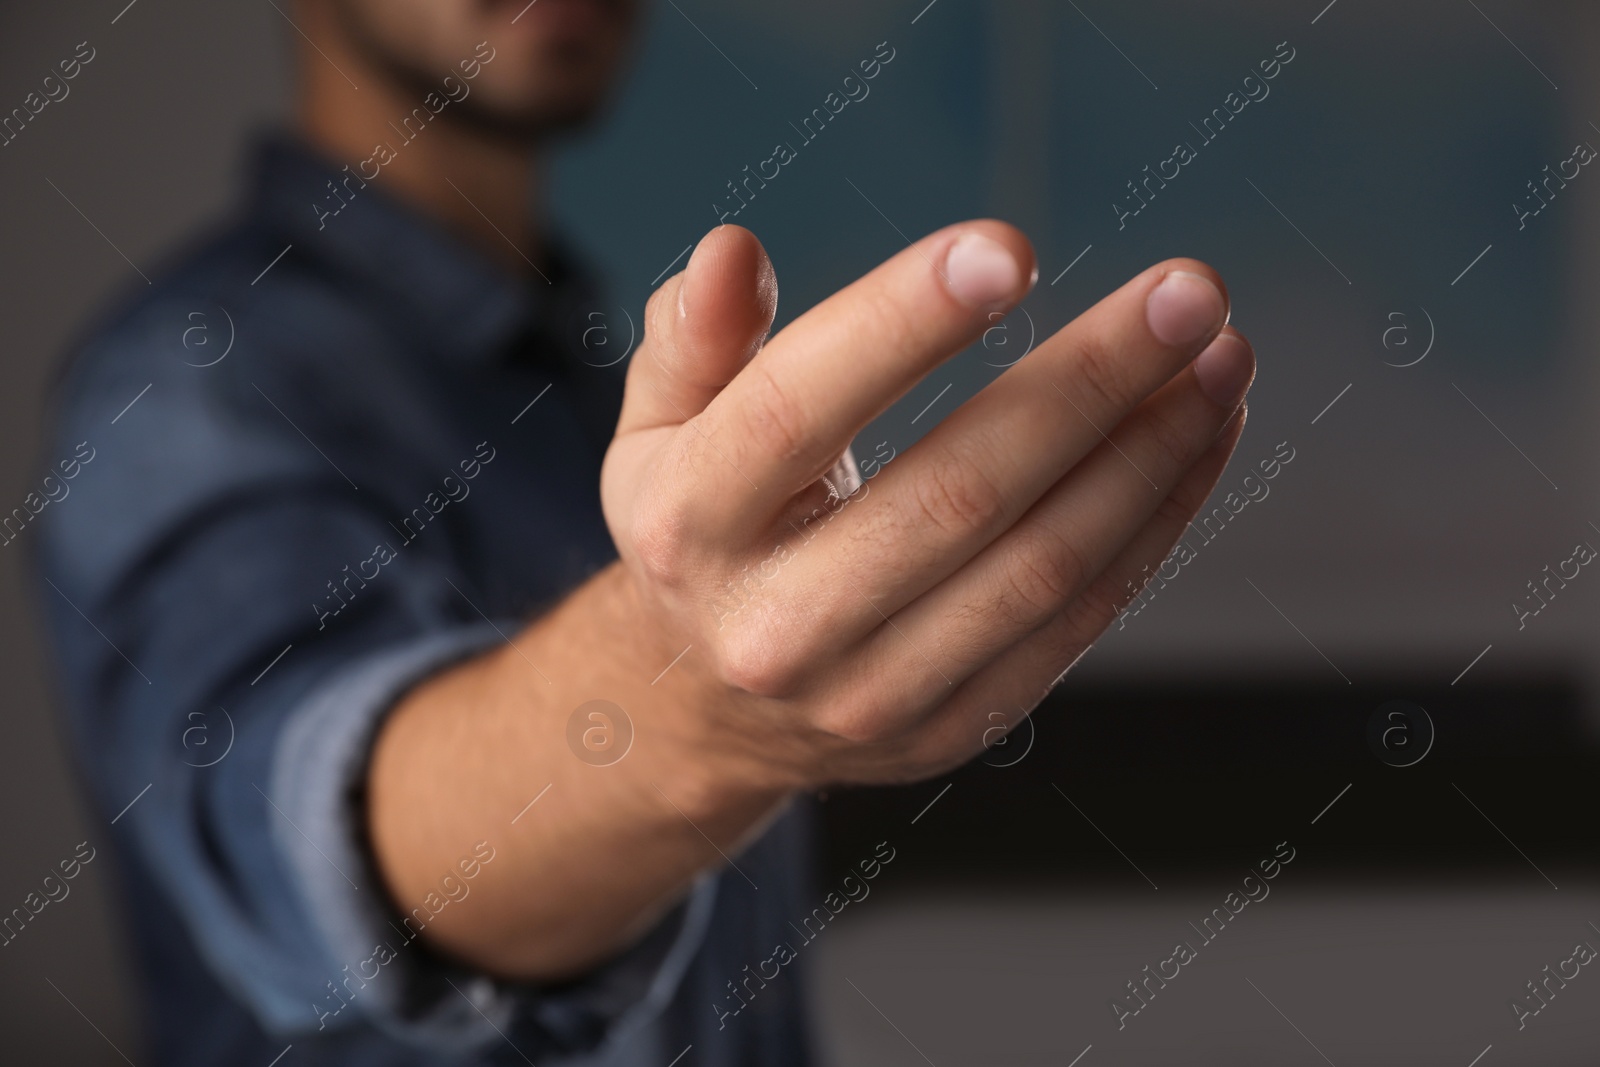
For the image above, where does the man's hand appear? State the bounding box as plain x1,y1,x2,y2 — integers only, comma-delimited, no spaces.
603,221,1251,791
368,221,1253,981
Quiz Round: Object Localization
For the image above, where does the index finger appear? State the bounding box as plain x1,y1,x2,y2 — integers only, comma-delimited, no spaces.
688,221,1036,529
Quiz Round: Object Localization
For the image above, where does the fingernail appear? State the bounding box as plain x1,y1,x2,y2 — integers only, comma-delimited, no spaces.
1146,270,1226,347
1192,332,1255,408
679,234,713,318
944,233,1025,309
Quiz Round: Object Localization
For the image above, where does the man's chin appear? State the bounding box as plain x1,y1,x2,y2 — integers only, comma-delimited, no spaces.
449,93,609,143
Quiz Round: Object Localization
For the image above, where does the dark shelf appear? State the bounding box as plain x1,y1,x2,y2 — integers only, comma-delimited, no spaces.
814,674,1600,889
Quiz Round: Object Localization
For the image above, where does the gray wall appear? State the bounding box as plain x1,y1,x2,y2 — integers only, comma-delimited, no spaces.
0,3,289,1060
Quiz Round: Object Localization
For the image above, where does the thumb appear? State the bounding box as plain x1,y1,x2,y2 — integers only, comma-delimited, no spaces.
616,225,778,436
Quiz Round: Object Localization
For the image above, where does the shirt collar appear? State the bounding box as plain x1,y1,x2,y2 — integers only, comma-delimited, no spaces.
247,130,599,369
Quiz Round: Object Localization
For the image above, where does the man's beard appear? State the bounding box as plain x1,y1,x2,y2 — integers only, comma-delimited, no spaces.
330,4,612,144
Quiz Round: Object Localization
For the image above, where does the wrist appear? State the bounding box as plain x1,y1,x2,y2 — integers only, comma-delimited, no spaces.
603,562,798,827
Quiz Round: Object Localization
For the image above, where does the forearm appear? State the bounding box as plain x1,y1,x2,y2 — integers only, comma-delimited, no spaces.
366,562,793,980
365,223,1252,985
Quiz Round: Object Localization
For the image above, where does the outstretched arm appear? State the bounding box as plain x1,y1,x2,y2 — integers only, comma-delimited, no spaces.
367,220,1254,980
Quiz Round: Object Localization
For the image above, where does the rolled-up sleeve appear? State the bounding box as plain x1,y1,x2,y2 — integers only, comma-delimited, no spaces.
33,298,717,1059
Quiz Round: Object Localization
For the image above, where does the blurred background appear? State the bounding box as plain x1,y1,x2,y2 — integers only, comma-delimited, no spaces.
3,0,1599,1062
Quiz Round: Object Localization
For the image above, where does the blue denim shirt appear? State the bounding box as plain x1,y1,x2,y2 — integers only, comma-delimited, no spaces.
32,133,813,1067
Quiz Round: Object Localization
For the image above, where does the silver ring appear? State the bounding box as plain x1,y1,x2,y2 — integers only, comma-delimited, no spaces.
820,445,863,502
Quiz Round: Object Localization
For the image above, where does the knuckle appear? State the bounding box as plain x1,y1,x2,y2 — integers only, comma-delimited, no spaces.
714,622,801,699
1154,478,1209,530
1067,334,1141,418
1139,407,1198,476
999,527,1091,620
909,450,1006,539
815,699,900,745
740,364,811,464
629,508,689,586
856,288,923,353
1076,568,1134,626
628,477,695,585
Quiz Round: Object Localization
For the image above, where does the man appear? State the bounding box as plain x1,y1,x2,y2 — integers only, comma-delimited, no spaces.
35,0,1255,1063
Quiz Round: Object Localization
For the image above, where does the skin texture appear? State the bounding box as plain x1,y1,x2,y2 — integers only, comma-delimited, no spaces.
293,1,1257,979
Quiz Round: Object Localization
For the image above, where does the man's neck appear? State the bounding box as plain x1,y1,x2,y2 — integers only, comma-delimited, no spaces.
293,13,543,275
